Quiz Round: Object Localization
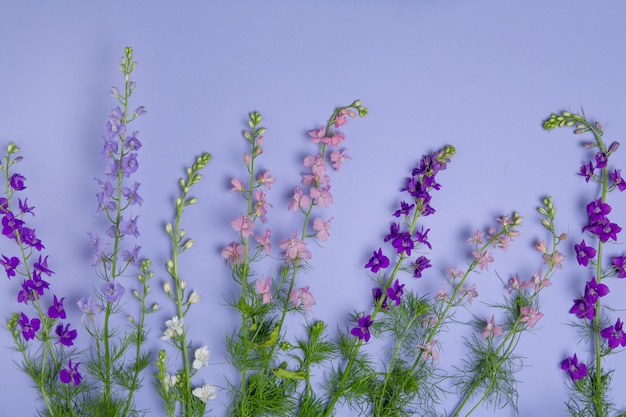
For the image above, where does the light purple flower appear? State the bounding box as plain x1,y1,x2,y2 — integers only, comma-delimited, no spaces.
101,280,125,302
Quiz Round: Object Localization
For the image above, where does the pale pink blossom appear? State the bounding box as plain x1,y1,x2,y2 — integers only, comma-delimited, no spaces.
534,240,547,253
482,315,503,338
290,286,316,311
473,250,494,271
435,286,448,302
230,178,245,193
327,132,346,147
304,154,327,176
221,242,245,265
467,230,483,246
308,127,329,144
543,250,565,269
416,339,439,361
529,270,551,293
505,276,524,293
310,185,333,208
447,267,465,280
462,283,478,304
256,170,276,189
330,149,351,171
231,214,256,238
279,231,312,263
253,190,271,222
254,229,271,255
302,173,330,186
255,276,272,304
288,186,311,212
312,217,333,242
520,306,544,328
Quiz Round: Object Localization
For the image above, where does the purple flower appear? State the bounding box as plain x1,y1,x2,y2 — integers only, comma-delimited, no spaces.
18,312,40,340
34,255,53,276
574,239,596,267
570,298,595,320
584,277,609,304
77,297,103,324
55,323,77,347
561,354,588,381
415,226,432,250
610,169,626,192
413,256,431,278
0,255,19,278
60,360,82,386
586,199,611,223
585,217,622,243
121,182,143,206
87,231,107,266
120,245,141,267
101,137,119,158
48,295,66,320
9,173,26,191
20,227,44,251
579,161,594,182
386,279,405,306
384,223,401,243
17,279,35,304
393,201,414,217
18,198,35,216
392,231,414,256
613,256,626,278
595,152,608,169
121,153,139,177
119,215,140,238
350,315,372,342
31,271,50,296
600,318,626,349
365,248,390,273
101,280,125,302
125,130,142,150
2,211,24,240
372,287,389,310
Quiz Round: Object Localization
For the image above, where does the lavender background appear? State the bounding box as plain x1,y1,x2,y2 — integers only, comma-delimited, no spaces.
2,1,626,416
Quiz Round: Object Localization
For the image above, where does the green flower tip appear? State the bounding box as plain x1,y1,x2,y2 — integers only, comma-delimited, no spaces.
7,142,19,155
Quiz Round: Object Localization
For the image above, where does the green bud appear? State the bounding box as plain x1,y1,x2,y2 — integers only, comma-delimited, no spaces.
165,223,172,235
179,178,186,189
151,303,159,312
358,106,368,117
351,99,362,107
186,197,198,205
181,239,194,251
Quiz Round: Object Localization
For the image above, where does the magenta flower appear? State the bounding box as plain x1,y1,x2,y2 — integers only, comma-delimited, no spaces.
595,152,608,168
48,295,66,319
613,256,626,278
372,287,389,310
586,198,611,222
55,323,77,347
579,161,595,182
9,173,26,191
561,354,588,381
350,315,372,342
414,226,432,250
610,169,626,191
584,277,609,304
289,286,315,311
392,232,414,256
18,312,40,340
413,256,431,278
574,239,596,266
60,360,82,386
365,248,390,273
386,279,405,306
585,217,622,242
0,255,19,278
519,306,543,328
570,298,595,320
600,318,626,349
393,201,415,218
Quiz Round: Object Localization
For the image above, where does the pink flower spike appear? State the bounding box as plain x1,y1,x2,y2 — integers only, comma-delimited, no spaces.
330,149,351,171
482,315,503,338
255,276,272,304
416,339,439,361
312,217,333,242
231,214,256,238
520,306,544,328
290,286,316,311
230,178,245,193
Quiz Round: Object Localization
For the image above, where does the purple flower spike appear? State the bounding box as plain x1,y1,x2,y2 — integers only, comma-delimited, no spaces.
101,280,125,303
561,354,588,381
350,315,372,342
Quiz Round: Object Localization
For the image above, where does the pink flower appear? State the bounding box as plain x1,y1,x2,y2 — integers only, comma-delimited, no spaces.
304,154,327,176
253,190,271,222
308,127,329,144
221,242,245,265
288,187,311,212
447,267,465,280
435,286,448,302
255,276,272,304
416,339,439,361
327,132,346,147
467,230,483,246
312,217,333,242
520,306,544,328
231,214,255,238
473,250,494,271
543,250,565,269
302,173,330,187
482,315,503,338
462,283,478,304
529,270,551,293
534,240,547,253
279,231,312,263
330,149,351,171
254,229,271,255
230,178,245,193
290,286,316,311
505,276,527,293
256,170,276,189
310,185,333,208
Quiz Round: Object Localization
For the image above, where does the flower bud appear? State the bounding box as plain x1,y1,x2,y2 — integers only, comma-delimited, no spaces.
559,233,568,241
595,121,603,131
187,197,198,205
179,178,186,189
165,223,172,235
151,303,159,312
609,142,620,154
180,229,186,238
583,142,596,148
188,291,201,305
127,315,136,324
541,218,551,229
133,290,141,300
180,280,187,290
182,239,194,251
163,282,172,295
166,259,174,274
244,153,251,164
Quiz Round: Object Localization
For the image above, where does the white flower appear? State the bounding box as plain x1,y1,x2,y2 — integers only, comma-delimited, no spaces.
163,373,177,391
192,345,210,370
188,290,201,305
160,315,184,341
192,384,217,403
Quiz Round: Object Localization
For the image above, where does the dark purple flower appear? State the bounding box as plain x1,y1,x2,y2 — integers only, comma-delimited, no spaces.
372,287,389,310
9,173,26,191
121,153,139,177
579,161,595,182
574,239,596,267
2,212,24,240
0,255,19,278
101,280,125,302
613,256,626,278
585,217,622,242
18,312,40,340
570,298,595,320
31,271,50,296
413,255,431,279
122,182,143,206
393,201,414,218
584,277,609,304
415,226,432,250
350,315,372,342
34,255,53,276
18,198,34,216
48,295,66,319
0,197,8,213
561,354,588,381
55,323,77,347
601,318,626,349
20,227,44,251
586,199,611,223
610,169,626,192
384,223,401,243
60,360,82,386
595,152,608,169
365,248,390,273
17,279,35,304
386,279,405,306
392,232,414,256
